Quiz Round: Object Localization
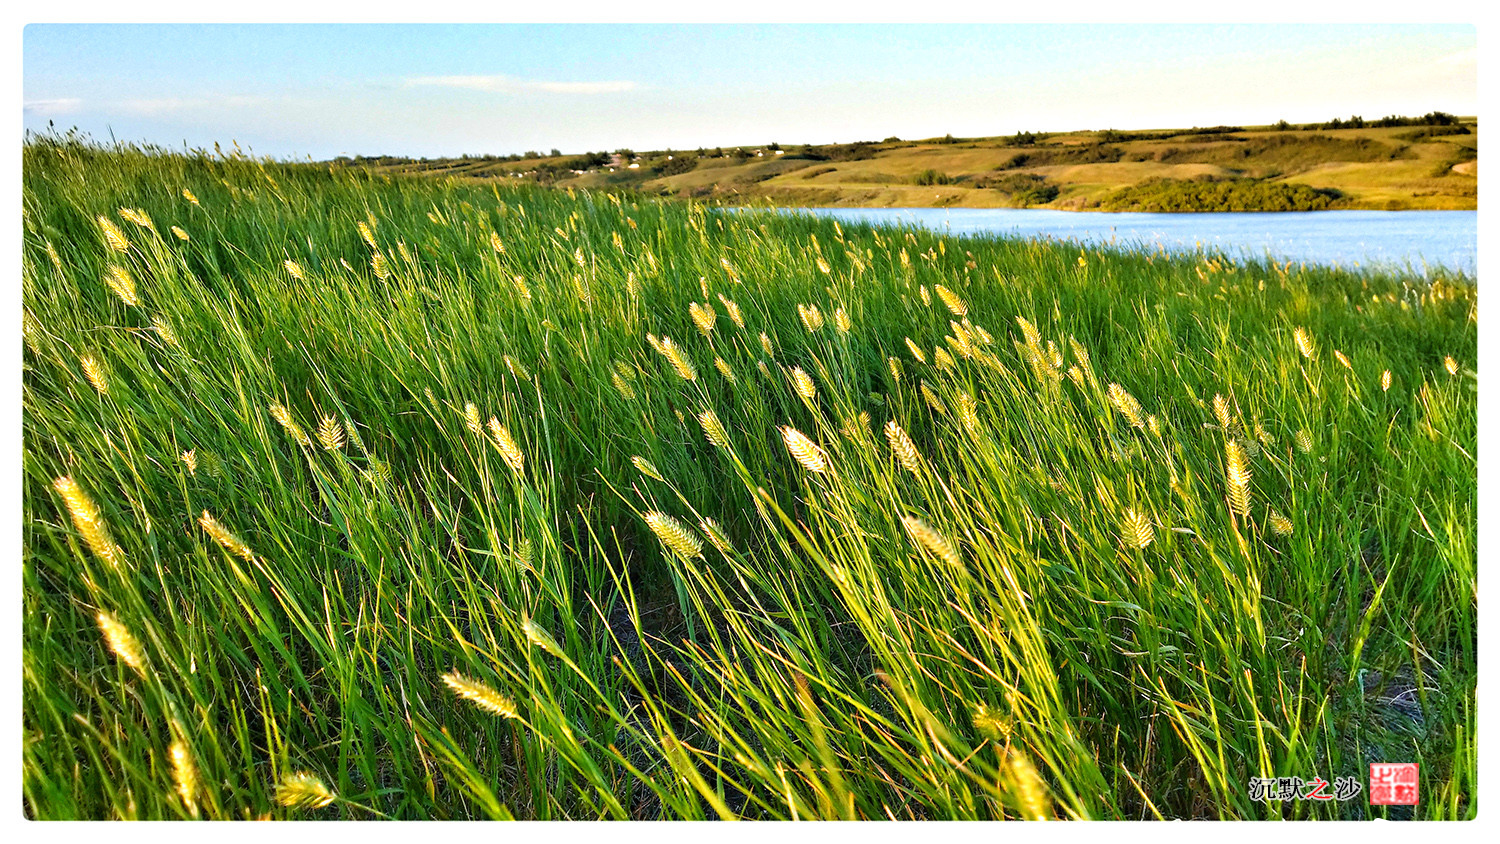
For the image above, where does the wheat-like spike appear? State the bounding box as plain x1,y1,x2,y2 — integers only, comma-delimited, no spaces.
885,420,923,473
716,294,744,329
53,477,125,570
357,220,378,249
169,225,190,241
275,772,337,810
1015,316,1042,348
1107,383,1146,428
97,611,145,674
612,371,637,399
442,672,519,719
283,260,306,281
758,332,775,357
462,402,483,437
1268,509,1294,537
1293,326,1316,360
645,511,704,559
1334,350,1352,370
1009,752,1054,821
1066,366,1087,389
119,207,155,230
689,301,717,336
698,410,731,450
921,382,948,415
181,450,198,476
523,617,566,658
488,419,525,474
933,347,956,371
712,357,735,383
269,403,311,447
169,721,199,815
104,265,139,306
97,215,130,252
1381,370,1392,391
901,516,961,568
81,355,110,395
1210,393,1231,430
151,315,178,347
316,415,345,451
371,252,391,279
1445,356,1459,375
658,337,697,381
957,392,981,433
1225,440,1252,517
699,518,734,555
1148,415,1163,438
198,510,255,562
934,284,968,316
904,337,928,365
799,304,826,332
919,285,932,306
791,367,817,401
1295,429,1314,454
1121,508,1155,549
887,357,903,383
781,426,828,473
182,188,200,206
513,537,534,569
834,306,852,334
631,456,665,482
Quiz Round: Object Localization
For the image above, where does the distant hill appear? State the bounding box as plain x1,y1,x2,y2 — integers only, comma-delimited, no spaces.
353,116,1477,211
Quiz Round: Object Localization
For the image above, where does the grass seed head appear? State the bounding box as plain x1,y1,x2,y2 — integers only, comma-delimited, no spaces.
97,215,130,252
1225,440,1252,517
316,415,345,451
275,772,337,810
523,617,566,658
904,337,927,365
53,477,124,570
901,516,961,568
1445,355,1460,375
700,518,734,555
781,426,828,473
689,301,717,335
631,456,664,482
199,510,255,562
885,420,923,473
658,337,697,381
442,672,519,719
488,419,525,474
81,355,110,395
1268,509,1294,536
269,403,311,447
1108,383,1146,428
1294,326,1316,359
169,732,199,815
1121,508,1155,549
283,260,306,281
104,265,139,306
698,410,731,450
645,511,704,559
934,284,968,317
97,611,145,674
1381,370,1392,391
791,367,817,400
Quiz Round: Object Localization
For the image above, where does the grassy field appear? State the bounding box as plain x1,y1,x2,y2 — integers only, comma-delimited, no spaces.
367,118,1478,211
22,137,1477,820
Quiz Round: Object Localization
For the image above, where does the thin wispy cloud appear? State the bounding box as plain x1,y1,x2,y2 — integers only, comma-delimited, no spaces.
405,75,637,95
24,98,83,116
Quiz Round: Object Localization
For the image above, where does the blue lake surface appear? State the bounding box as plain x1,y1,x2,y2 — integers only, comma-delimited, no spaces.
770,208,1477,278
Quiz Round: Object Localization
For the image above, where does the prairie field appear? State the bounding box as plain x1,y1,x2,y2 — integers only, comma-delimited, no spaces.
21,137,1477,820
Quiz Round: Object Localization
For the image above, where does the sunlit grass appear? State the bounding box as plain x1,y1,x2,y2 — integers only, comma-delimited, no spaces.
21,134,1476,820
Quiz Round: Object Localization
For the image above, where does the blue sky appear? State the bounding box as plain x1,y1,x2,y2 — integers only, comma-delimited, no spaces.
22,23,1477,160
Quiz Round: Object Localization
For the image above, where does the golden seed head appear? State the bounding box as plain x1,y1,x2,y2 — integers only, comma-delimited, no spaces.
760,332,775,356
781,426,828,473
791,367,817,401
717,294,744,329
104,265,139,306
170,732,198,814
182,188,200,206
1107,383,1146,428
442,672,519,719
798,303,825,333
488,419,525,474
119,207,154,230
488,230,504,253
269,403,311,447
461,402,483,437
1269,509,1294,537
645,511,704,559
901,516,961,568
934,347,956,371
275,772,337,810
815,256,831,274
689,301,717,335
1009,752,1053,821
283,260,306,281
53,476,124,570
934,284,968,317
181,450,198,475
659,337,697,381
885,420,922,473
904,337,927,365
1334,350,1352,370
700,518,734,555
97,216,131,252
199,510,255,561
698,410,731,450
1381,370,1392,391
834,306,852,334
1445,356,1459,376
757,360,771,378
713,357,735,383
631,456,664,482
1066,366,1086,389
919,285,932,306
921,381,947,415
1121,508,1155,549
1212,393,1232,430
612,371,637,399
1225,440,1252,517
286,411,327,452
151,315,178,347
1015,316,1041,348
357,220,378,249
523,617,566,658
81,355,110,395
957,392,981,433
1293,326,1316,360
97,611,145,674
888,357,903,382
371,252,391,279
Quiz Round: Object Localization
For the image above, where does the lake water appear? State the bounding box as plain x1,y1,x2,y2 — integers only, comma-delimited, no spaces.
773,208,1477,278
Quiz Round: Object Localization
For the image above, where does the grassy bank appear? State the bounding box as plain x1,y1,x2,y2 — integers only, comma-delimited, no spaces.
367,117,1478,212
22,138,1477,820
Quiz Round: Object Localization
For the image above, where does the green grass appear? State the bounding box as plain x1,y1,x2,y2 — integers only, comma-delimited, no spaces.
22,135,1477,820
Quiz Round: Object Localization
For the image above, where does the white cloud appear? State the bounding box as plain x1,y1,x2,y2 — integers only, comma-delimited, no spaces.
116,98,197,115
404,75,637,95
24,98,82,116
